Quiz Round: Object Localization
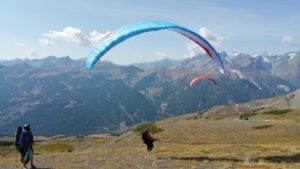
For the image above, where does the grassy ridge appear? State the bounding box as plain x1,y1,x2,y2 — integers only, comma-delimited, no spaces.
40,143,74,153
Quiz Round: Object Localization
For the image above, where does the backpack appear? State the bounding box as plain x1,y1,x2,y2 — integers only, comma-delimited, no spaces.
14,126,23,152
142,131,149,144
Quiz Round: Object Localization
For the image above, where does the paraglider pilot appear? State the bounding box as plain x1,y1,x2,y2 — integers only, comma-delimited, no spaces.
142,129,156,152
19,124,37,169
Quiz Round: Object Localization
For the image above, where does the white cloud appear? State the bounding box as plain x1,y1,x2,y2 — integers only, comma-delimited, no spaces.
199,27,223,47
155,51,167,59
262,51,272,56
185,43,202,58
39,39,54,46
89,30,102,44
15,43,24,47
89,30,111,44
43,27,110,46
282,36,298,47
44,26,90,46
185,27,223,58
27,49,39,57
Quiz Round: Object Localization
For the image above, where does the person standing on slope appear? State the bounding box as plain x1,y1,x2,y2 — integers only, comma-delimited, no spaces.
142,129,156,152
19,124,37,169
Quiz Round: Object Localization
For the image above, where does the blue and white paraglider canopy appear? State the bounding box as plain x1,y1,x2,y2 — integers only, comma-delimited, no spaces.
86,21,224,73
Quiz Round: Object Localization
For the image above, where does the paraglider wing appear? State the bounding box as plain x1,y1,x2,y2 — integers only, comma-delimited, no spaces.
189,75,217,87
86,21,224,73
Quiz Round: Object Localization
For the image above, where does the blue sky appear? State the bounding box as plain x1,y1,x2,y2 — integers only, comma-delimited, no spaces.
1,0,299,64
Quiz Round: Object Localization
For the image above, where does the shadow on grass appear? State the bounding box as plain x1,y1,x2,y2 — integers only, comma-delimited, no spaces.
0,141,14,147
159,153,300,163
158,156,243,163
252,153,300,163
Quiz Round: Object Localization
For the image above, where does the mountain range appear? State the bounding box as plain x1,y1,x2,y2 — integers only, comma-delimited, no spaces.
1,86,300,169
0,51,299,136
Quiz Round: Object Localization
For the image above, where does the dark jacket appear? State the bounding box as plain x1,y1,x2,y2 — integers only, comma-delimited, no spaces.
19,128,33,150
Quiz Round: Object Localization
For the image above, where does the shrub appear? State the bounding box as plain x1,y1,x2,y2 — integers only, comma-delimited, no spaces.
240,112,258,119
133,123,163,135
263,109,292,115
252,125,273,130
0,141,14,147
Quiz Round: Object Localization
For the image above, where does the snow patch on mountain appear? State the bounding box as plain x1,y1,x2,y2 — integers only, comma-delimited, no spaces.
277,84,290,92
250,54,259,58
262,56,270,63
229,52,241,58
249,77,262,91
230,69,244,79
288,53,297,61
